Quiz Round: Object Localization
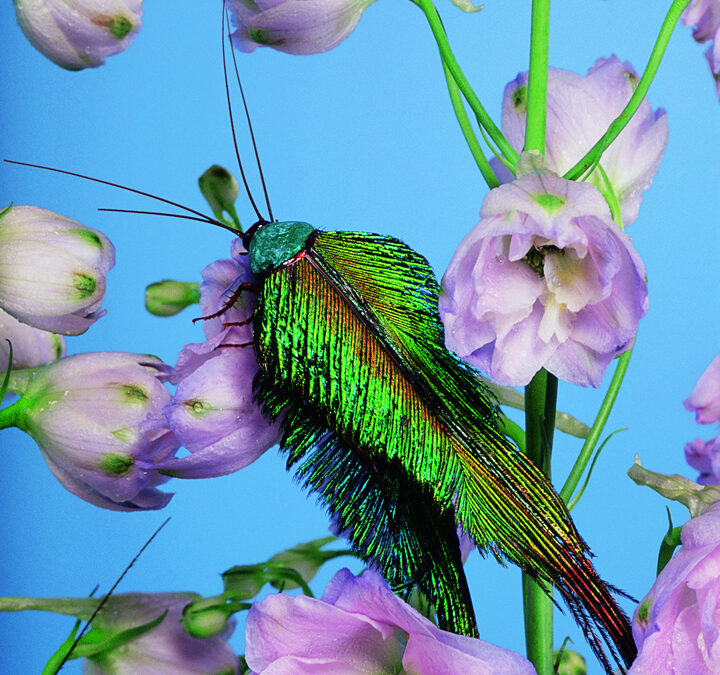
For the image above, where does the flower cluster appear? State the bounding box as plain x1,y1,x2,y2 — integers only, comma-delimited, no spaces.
440,57,664,388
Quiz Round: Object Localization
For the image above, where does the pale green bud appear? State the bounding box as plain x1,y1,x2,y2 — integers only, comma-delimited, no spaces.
145,280,200,317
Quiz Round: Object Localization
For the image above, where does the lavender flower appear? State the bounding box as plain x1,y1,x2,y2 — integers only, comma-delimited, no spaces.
14,0,143,70
2,352,178,510
245,567,536,674
682,0,720,98
228,0,376,55
0,307,65,369
158,243,281,479
496,57,667,226
0,205,115,335
439,156,648,387
685,355,720,424
630,502,720,672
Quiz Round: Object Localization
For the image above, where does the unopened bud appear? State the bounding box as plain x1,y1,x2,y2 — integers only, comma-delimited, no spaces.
198,165,241,229
145,280,200,317
553,648,586,675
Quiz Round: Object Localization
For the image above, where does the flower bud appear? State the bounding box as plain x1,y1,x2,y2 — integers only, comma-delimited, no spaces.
198,165,241,229
0,307,65,369
0,205,115,335
2,352,178,510
14,0,143,70
182,596,235,638
229,0,376,55
554,649,587,675
144,280,200,317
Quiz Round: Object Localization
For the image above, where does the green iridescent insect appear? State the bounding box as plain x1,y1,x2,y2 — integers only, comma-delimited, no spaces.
241,218,636,674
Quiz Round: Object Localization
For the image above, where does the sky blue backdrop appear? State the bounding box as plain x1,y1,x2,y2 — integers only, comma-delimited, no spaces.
1,2,719,673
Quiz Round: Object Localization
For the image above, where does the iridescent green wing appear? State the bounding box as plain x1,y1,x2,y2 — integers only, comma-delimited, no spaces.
254,230,634,671
254,370,477,636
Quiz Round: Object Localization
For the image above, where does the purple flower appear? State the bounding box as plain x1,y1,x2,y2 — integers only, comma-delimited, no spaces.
685,355,720,424
629,502,720,672
0,307,65,369
682,0,720,98
0,205,115,335
158,244,281,479
439,158,648,387
685,437,720,485
14,0,143,70
4,352,178,511
496,57,667,226
245,568,536,674
228,0,376,55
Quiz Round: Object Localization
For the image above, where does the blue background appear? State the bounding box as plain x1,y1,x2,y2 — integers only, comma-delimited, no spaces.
1,1,719,673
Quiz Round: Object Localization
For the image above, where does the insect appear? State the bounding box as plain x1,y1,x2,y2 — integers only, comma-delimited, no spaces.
6,8,637,673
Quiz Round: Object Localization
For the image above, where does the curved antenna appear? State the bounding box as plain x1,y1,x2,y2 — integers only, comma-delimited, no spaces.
221,2,267,223
226,11,275,222
4,159,239,235
98,208,240,233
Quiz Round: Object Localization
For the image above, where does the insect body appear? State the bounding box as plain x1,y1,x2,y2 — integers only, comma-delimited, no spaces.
244,220,637,673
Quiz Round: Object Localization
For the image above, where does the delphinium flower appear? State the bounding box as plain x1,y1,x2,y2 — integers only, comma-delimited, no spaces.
0,592,239,674
158,239,281,478
629,502,720,672
684,355,720,484
228,0,377,55
682,0,720,98
439,154,648,387
245,567,536,674
0,352,178,510
0,307,65,370
13,0,143,70
0,205,115,335
495,56,668,227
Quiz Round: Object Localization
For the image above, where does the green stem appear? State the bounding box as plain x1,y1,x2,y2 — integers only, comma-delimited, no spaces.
564,0,691,181
522,369,556,675
413,0,519,166
499,413,526,453
0,399,24,430
441,59,500,188
559,348,633,504
524,0,551,154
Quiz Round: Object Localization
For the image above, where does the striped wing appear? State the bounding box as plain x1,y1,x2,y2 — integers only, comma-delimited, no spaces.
253,230,634,671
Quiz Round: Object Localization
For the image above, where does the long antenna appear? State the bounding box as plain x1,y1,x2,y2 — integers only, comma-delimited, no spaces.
226,11,275,222
4,160,240,235
221,2,267,223
56,518,171,671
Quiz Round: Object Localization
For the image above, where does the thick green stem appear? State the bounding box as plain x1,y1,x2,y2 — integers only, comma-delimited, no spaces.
413,0,519,166
524,0,551,154
559,348,633,504
523,369,556,675
441,60,499,188
564,0,691,181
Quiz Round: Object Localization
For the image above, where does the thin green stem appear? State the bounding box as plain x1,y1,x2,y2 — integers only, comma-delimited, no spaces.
441,60,499,188
413,0,519,166
524,0,551,154
559,348,634,504
564,0,691,181
522,369,556,675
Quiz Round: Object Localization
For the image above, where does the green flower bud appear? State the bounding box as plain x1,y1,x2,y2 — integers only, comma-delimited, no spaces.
198,165,241,229
145,280,200,317
554,648,587,675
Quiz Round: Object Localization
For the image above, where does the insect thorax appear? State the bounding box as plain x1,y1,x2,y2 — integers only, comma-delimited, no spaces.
248,220,315,274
